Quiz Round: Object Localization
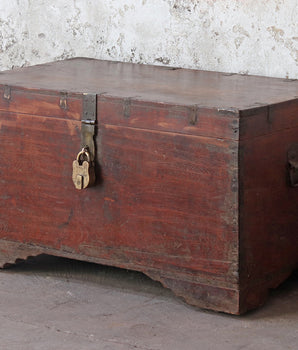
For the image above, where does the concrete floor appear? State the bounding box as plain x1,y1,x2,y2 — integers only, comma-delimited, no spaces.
0,255,297,350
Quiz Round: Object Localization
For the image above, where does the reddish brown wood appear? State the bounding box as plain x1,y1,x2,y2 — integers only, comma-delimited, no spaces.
0,58,297,314
97,96,239,140
0,86,82,121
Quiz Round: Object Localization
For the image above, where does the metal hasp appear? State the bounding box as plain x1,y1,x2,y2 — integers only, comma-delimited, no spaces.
81,93,97,161
288,144,298,187
71,93,97,190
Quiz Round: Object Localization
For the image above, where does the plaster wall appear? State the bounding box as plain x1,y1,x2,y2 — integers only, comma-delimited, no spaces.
0,0,297,78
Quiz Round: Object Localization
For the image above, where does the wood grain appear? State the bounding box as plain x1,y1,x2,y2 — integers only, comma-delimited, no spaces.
0,109,238,273
0,58,297,108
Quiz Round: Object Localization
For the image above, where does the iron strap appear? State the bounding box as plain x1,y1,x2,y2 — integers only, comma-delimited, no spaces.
81,93,97,161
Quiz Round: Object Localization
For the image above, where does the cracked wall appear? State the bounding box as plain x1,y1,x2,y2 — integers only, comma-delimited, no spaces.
0,0,297,78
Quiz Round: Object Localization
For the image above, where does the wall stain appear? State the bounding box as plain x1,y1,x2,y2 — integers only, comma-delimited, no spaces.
267,26,297,63
155,57,171,65
233,24,250,38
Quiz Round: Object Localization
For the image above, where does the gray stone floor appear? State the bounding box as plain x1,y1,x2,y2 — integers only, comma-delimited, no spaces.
0,255,297,350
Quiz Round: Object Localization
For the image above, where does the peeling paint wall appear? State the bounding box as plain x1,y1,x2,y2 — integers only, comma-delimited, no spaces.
0,0,297,78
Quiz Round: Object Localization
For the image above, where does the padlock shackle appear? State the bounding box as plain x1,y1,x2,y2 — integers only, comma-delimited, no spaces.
76,147,91,164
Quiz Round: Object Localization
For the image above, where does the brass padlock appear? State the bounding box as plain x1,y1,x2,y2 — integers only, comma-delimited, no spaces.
72,148,95,190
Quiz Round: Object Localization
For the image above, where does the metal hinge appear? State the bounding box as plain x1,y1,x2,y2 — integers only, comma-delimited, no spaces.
189,105,198,125
3,86,11,100
59,92,68,110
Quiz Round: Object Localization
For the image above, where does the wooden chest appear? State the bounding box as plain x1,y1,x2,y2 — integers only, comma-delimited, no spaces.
0,58,297,314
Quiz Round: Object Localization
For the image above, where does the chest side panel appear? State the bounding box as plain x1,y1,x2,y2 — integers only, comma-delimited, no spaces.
239,99,298,312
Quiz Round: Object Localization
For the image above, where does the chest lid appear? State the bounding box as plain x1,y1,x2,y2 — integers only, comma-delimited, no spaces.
0,58,297,140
